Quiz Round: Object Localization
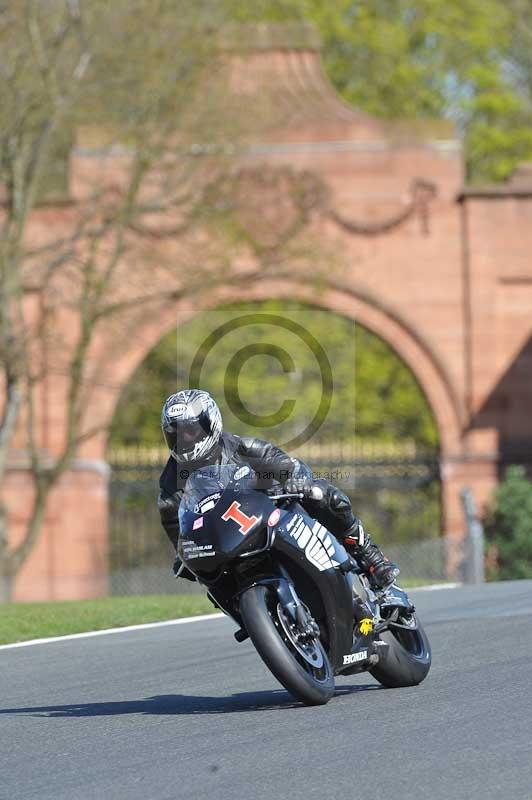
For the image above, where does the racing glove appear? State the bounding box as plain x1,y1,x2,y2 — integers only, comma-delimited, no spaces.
283,476,324,501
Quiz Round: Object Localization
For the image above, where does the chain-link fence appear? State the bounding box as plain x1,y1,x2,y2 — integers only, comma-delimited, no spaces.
107,443,467,595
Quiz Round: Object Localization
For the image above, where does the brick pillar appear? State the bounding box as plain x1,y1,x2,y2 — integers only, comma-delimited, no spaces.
3,459,110,602
440,428,498,577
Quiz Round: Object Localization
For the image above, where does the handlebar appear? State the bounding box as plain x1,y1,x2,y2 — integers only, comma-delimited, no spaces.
266,491,304,502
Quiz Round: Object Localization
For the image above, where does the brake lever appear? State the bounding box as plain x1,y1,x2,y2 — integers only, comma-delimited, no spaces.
267,492,304,501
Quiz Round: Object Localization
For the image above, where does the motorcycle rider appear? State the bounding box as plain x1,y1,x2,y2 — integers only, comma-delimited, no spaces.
158,389,399,589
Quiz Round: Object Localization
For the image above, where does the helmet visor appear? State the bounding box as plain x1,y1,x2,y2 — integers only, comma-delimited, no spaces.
163,418,211,459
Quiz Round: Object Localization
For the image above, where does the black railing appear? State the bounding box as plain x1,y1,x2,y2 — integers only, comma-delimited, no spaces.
107,445,441,595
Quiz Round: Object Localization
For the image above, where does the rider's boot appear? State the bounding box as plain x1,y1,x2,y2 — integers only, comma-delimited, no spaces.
343,524,399,589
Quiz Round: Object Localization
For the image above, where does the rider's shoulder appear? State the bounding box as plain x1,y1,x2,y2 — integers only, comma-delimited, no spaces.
236,434,272,455
159,456,188,496
218,430,241,454
219,431,265,451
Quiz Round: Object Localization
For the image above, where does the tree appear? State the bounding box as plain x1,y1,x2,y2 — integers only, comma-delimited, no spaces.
0,0,96,600
1,1,307,599
109,300,438,449
508,0,532,111
232,0,532,182
484,466,532,580
108,300,442,545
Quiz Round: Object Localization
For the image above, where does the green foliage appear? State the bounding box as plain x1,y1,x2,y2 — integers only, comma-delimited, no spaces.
485,466,532,580
79,0,241,143
352,324,438,447
5,1,531,186
109,300,438,450
108,300,441,542
352,482,441,545
229,0,532,182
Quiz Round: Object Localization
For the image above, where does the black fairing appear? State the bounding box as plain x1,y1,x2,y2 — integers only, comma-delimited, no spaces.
178,467,357,674
178,483,274,576
379,584,414,613
271,505,355,672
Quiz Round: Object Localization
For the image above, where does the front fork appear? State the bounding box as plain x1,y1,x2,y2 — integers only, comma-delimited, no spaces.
234,570,320,644
275,572,321,643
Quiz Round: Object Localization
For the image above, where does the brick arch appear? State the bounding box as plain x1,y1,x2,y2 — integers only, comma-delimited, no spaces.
12,21,532,601
102,278,462,460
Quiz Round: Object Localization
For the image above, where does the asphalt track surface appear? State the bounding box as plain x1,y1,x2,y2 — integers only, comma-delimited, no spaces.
1,581,532,800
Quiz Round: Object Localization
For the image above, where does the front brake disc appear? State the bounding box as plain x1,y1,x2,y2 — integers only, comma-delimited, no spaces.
276,604,324,669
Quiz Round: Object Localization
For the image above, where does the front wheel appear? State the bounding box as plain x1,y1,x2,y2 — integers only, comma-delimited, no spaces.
239,584,335,706
369,615,431,688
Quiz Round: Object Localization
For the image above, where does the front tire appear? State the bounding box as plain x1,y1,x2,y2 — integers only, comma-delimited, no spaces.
240,584,335,706
370,616,431,688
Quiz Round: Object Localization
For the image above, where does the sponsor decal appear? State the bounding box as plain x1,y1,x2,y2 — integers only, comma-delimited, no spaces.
182,543,215,559
234,465,251,480
286,514,298,531
168,403,186,417
192,516,204,530
358,618,373,636
287,515,340,572
267,508,281,528
343,650,368,666
221,501,260,535
194,493,221,514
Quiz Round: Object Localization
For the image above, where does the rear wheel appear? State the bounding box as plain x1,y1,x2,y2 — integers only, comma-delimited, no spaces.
240,584,335,706
370,613,431,688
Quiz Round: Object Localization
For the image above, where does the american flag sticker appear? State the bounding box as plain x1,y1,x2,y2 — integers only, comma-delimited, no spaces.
193,516,204,530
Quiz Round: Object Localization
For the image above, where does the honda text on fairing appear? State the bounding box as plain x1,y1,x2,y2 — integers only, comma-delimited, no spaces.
178,464,431,706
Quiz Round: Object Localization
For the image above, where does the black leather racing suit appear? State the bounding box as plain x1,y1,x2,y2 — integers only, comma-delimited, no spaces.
158,431,360,554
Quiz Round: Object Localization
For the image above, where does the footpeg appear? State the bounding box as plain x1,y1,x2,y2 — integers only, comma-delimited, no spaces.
234,628,249,643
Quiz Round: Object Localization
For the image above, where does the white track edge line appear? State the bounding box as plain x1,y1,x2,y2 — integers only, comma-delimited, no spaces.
412,582,460,592
0,582,461,651
0,612,224,651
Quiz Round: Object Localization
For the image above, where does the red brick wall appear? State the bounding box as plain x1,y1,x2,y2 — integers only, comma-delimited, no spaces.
3,40,532,599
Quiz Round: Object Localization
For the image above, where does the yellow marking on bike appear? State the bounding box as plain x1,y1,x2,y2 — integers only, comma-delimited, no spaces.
359,618,373,635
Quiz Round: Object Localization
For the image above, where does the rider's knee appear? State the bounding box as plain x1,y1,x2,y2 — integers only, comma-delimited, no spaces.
327,486,352,514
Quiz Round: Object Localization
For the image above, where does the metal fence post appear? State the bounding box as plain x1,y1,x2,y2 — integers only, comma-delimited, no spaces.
460,487,485,584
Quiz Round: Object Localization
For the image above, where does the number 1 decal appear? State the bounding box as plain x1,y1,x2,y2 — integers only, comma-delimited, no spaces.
221,501,259,535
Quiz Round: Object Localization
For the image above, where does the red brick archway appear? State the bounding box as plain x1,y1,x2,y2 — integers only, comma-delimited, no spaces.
104,281,462,459
4,24,532,600
96,280,463,562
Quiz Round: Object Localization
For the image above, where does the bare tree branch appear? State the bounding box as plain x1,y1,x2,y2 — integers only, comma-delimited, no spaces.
0,1,309,598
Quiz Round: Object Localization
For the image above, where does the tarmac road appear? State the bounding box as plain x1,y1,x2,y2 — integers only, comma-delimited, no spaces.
1,580,531,800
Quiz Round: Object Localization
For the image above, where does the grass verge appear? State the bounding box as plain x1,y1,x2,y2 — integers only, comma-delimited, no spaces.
0,594,216,645
0,580,453,646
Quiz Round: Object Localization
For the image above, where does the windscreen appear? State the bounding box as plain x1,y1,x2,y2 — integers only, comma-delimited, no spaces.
178,463,255,523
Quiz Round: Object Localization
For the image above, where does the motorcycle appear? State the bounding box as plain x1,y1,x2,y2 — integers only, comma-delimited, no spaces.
178,463,431,706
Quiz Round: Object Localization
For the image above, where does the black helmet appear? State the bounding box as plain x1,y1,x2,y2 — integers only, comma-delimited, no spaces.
161,389,223,463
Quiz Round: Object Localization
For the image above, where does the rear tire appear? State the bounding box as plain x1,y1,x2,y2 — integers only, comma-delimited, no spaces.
370,617,431,688
240,584,335,706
